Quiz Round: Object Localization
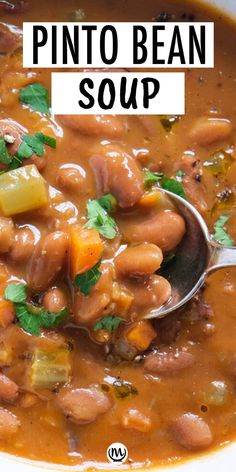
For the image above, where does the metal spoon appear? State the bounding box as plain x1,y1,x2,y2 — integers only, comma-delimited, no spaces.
146,189,236,320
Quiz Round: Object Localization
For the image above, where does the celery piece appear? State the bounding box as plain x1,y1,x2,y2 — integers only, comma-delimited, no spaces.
0,164,48,216
30,347,71,389
203,150,234,177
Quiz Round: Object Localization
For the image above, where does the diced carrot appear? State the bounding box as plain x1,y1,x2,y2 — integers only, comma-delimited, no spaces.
70,226,103,277
126,320,156,351
139,190,161,208
0,299,15,328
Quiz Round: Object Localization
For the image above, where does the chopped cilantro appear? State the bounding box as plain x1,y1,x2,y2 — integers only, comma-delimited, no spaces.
8,133,56,169
75,261,101,296
4,284,68,336
35,132,56,149
161,176,187,199
97,194,117,213
213,215,234,247
143,169,186,199
144,169,163,189
0,138,11,165
19,83,50,115
85,199,117,239
4,283,27,303
176,170,185,179
94,315,123,333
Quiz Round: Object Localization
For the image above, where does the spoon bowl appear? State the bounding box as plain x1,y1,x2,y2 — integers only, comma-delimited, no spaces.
146,189,236,319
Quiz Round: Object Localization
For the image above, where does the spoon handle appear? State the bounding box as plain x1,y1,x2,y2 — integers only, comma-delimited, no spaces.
207,242,236,274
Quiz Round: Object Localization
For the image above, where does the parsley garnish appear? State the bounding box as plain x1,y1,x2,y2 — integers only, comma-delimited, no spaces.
19,83,50,115
4,283,68,336
9,133,56,170
143,169,186,199
144,169,163,189
75,261,101,296
97,194,117,213
213,215,234,247
4,283,27,303
0,138,11,165
85,199,117,239
94,315,123,333
161,176,187,199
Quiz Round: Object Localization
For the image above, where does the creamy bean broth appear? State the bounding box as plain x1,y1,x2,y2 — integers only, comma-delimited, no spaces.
0,0,236,468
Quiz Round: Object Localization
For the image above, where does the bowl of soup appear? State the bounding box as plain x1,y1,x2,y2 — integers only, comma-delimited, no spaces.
0,0,236,471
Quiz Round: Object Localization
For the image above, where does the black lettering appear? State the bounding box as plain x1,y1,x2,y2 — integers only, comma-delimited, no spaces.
62,25,79,65
78,78,94,109
100,26,118,65
133,26,147,64
98,79,115,109
33,26,48,64
120,77,138,109
52,25,57,64
82,25,97,64
152,26,165,65
168,26,185,65
142,78,160,109
189,25,206,64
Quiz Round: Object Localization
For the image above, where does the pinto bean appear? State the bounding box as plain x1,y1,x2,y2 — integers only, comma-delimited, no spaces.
144,349,195,375
118,210,186,252
0,217,14,253
59,115,124,140
115,243,163,278
170,413,213,450
0,1,28,14
57,386,112,424
90,148,144,208
43,287,67,313
74,263,113,324
0,407,20,437
10,226,36,263
121,409,152,432
0,373,18,402
56,164,86,192
27,232,69,292
174,154,207,213
23,154,47,172
190,117,232,146
0,22,22,55
126,275,171,314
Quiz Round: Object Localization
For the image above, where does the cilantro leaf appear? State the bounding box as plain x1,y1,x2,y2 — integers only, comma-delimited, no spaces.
19,83,50,115
23,135,45,156
35,132,56,149
15,141,34,159
97,194,117,213
85,199,117,240
94,315,123,333
176,170,185,179
4,283,27,303
144,169,163,189
75,261,101,296
16,304,68,336
0,138,11,165
161,176,187,199
213,215,234,247
4,284,68,336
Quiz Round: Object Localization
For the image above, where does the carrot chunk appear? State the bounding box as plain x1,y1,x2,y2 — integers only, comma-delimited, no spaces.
70,227,103,277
